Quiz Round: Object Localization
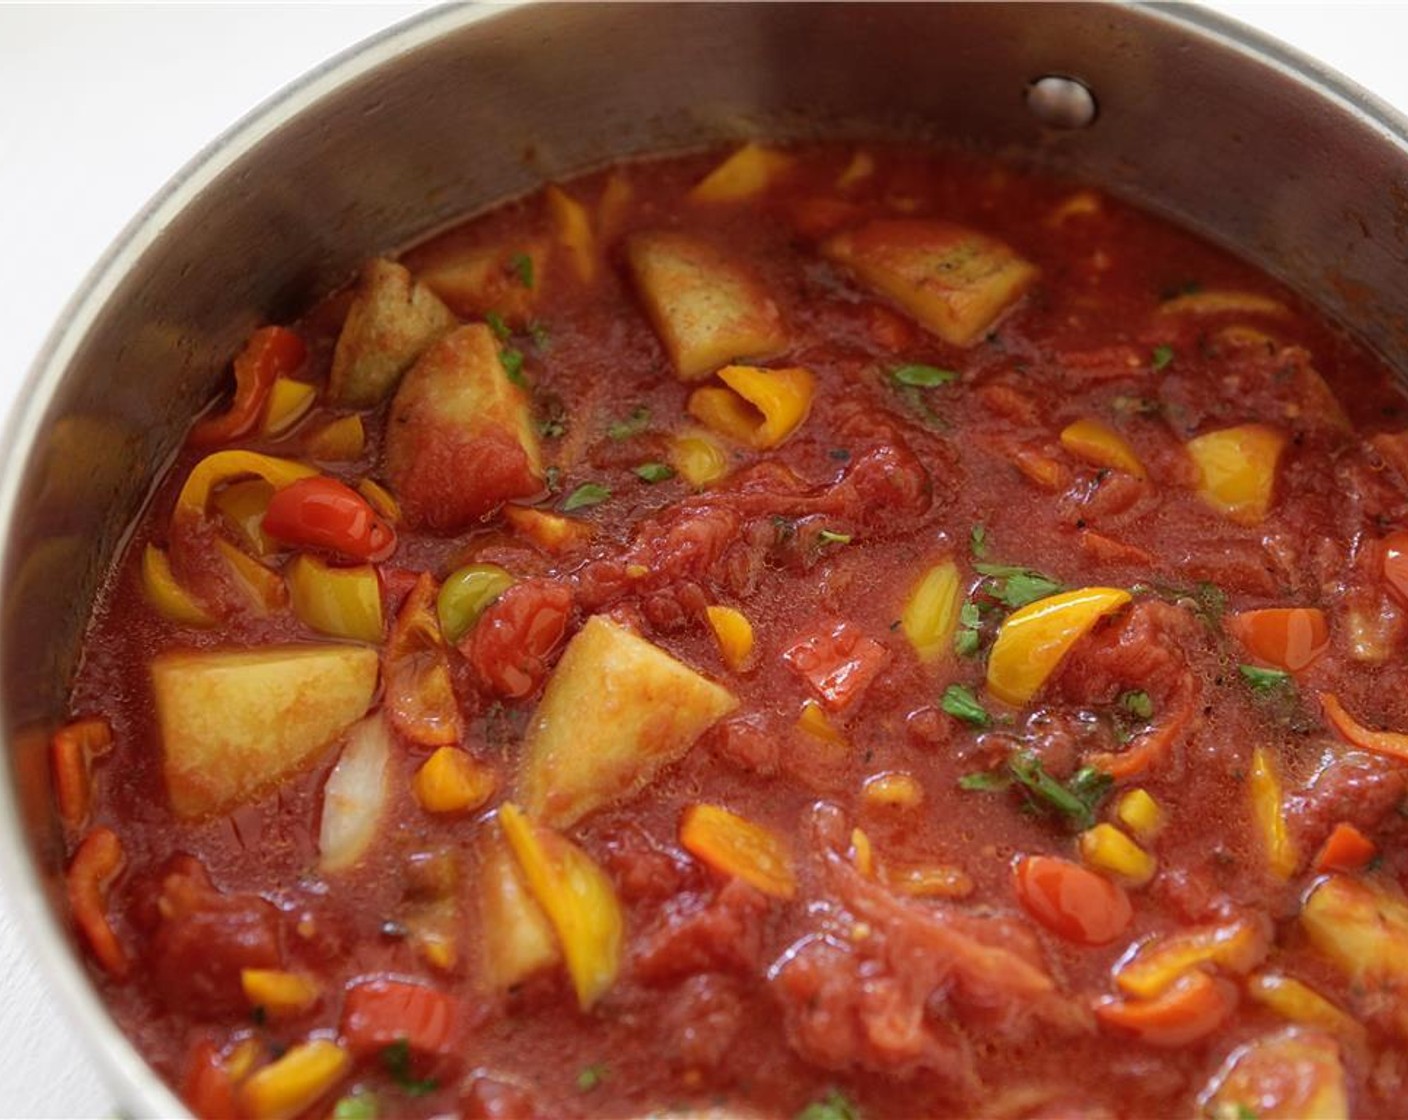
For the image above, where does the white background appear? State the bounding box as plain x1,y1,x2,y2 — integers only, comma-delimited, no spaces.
1,3,1406,1117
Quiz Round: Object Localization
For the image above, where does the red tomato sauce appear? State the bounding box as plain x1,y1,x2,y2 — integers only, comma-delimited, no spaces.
60,143,1408,1119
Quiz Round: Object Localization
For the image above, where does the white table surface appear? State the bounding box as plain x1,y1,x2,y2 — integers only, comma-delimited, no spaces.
1,3,1406,1117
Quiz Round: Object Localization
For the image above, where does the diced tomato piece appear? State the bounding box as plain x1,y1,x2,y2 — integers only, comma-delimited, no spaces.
340,977,462,1059
1227,608,1329,672
180,1038,236,1120
782,620,891,714
466,578,573,699
1013,854,1132,946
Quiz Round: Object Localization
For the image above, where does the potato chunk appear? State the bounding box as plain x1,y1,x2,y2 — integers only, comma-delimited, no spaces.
1201,1029,1348,1120
519,616,738,827
414,238,547,325
478,825,561,991
627,231,787,380
385,323,543,531
328,259,456,408
822,219,1038,346
153,644,378,817
1302,873,1408,1037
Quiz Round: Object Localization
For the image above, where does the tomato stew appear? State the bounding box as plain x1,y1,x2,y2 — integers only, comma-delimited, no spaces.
59,142,1408,1119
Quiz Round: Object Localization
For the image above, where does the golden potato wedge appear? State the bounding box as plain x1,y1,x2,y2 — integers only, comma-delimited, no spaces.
1301,874,1408,991
385,323,544,531
627,231,787,380
328,258,456,408
822,219,1038,346
415,238,548,325
519,615,738,827
152,644,379,817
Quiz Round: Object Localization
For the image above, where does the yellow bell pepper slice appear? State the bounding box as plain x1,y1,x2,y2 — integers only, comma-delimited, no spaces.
413,746,496,815
679,803,797,899
689,142,795,204
498,802,623,1009
141,544,215,626
796,699,845,746
687,364,814,449
1059,417,1147,479
900,558,962,664
306,415,365,461
287,554,383,643
237,1038,351,1120
502,505,593,553
986,586,1131,705
671,429,730,487
357,478,401,524
215,539,286,614
1158,289,1288,318
849,827,874,877
704,605,754,671
1115,916,1271,999
175,450,318,519
861,771,924,810
212,478,277,556
261,378,316,436
1186,423,1286,525
546,184,596,284
1246,972,1366,1042
1250,746,1299,878
240,968,321,1019
1078,823,1157,886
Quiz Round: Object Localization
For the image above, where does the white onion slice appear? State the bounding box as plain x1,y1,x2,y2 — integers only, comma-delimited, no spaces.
318,712,392,873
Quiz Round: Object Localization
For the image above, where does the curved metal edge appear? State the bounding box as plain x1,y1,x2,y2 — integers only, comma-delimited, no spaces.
0,1,1405,1115
0,5,502,1115
1144,0,1408,146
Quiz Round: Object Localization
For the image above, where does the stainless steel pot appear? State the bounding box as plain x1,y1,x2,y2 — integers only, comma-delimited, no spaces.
4,3,1407,1114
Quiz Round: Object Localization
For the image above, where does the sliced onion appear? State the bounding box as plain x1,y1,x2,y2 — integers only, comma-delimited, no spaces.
318,713,392,873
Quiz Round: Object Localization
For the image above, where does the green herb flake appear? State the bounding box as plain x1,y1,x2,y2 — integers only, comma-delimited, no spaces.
818,528,853,545
970,523,988,558
1151,344,1175,371
953,627,981,658
576,1063,608,1092
941,683,990,728
828,448,852,461
796,1088,862,1120
607,406,651,441
333,1090,380,1120
974,562,1062,610
892,363,958,388
484,310,511,340
509,251,535,289
562,482,611,512
634,462,675,483
528,321,551,350
380,1039,438,1098
1120,690,1154,720
1239,664,1292,692
1009,752,1112,831
959,770,1010,792
544,465,562,494
500,347,527,387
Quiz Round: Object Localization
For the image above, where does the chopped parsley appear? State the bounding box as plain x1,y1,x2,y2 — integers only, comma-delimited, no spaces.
1120,689,1154,720
1009,752,1112,830
1239,664,1291,692
500,347,527,387
528,321,551,349
953,601,982,657
536,393,568,439
796,1089,862,1120
380,1039,437,1098
941,683,990,728
634,462,675,483
607,405,651,440
484,309,511,340
509,251,535,289
969,523,988,558
959,770,1010,792
544,465,562,494
1151,344,1175,371
562,482,611,511
576,1063,608,1092
891,363,958,388
333,1090,379,1120
817,528,852,545
974,561,1062,609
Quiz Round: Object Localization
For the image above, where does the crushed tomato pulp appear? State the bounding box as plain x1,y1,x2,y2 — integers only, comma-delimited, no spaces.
59,142,1408,1119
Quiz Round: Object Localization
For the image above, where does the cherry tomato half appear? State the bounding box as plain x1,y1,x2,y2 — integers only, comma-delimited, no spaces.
261,476,396,562
1013,854,1132,946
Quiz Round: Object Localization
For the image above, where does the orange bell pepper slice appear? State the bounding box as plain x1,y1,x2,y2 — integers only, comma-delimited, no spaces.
1095,970,1237,1047
1320,692,1408,762
1227,607,1329,672
1314,821,1377,874
66,826,128,978
50,717,113,830
188,326,306,448
680,803,797,900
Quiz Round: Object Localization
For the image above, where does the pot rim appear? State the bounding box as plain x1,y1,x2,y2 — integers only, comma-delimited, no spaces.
1,3,1403,1115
